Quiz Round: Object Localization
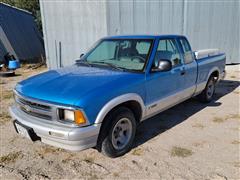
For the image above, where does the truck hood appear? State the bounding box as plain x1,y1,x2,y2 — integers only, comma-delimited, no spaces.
16,65,143,106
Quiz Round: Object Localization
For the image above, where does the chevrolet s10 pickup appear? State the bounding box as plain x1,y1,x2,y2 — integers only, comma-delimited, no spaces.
10,35,226,157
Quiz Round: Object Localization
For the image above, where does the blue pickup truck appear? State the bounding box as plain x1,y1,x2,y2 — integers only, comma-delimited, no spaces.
10,35,225,157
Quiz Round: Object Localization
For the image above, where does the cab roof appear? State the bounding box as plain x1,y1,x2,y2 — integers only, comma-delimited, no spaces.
103,34,186,39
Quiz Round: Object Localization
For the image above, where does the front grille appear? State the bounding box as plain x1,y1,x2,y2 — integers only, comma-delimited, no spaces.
20,106,52,120
15,93,53,120
17,96,51,111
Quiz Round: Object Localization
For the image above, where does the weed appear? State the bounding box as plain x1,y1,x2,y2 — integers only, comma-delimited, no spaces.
89,174,98,180
192,123,205,129
230,75,236,78
231,140,240,145
0,112,11,125
83,156,95,164
170,146,193,158
0,112,11,119
192,141,206,148
61,154,74,163
213,117,225,123
132,147,144,156
229,114,240,120
233,91,240,94
2,90,13,100
36,146,61,158
233,162,240,168
213,114,240,123
0,151,23,164
113,172,120,177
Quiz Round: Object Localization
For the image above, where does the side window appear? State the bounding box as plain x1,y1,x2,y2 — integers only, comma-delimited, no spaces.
155,39,181,67
179,38,194,64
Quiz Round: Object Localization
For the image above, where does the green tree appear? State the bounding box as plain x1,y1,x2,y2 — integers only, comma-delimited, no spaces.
0,0,42,33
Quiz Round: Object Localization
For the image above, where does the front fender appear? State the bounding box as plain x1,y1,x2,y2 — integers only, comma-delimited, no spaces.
94,93,145,124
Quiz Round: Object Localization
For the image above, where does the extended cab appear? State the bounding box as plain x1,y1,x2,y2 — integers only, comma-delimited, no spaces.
10,35,226,157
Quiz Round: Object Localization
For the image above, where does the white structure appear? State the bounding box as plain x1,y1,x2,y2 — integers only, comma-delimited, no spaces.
40,0,239,69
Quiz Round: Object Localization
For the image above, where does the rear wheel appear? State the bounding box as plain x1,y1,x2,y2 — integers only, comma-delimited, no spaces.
97,107,136,158
197,76,216,103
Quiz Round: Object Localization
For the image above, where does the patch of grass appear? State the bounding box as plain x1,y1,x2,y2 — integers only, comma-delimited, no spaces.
131,147,144,156
0,112,11,125
113,172,120,177
233,91,240,94
231,140,240,145
170,146,193,158
233,162,240,168
0,112,11,119
83,156,95,164
36,146,62,158
42,147,58,153
61,154,74,163
192,141,206,148
213,114,240,123
213,117,225,123
0,151,23,164
231,127,240,131
229,114,240,120
2,90,13,100
192,123,205,129
89,174,98,180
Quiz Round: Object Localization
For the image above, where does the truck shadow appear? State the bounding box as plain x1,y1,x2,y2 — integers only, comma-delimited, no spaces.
133,79,240,148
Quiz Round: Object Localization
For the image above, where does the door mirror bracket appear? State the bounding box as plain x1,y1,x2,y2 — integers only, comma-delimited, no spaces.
80,53,84,58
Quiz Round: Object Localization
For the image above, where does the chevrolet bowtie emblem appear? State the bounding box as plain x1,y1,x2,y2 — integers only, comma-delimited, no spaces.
23,105,31,112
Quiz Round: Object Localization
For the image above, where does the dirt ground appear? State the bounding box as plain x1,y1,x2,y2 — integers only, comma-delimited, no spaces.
0,64,239,180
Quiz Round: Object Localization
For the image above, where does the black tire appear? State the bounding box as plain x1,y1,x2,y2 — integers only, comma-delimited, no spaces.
97,107,136,158
197,76,216,103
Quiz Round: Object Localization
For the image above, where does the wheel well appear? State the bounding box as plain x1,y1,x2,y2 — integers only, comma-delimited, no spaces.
96,100,142,151
118,101,142,123
102,100,142,125
211,70,219,81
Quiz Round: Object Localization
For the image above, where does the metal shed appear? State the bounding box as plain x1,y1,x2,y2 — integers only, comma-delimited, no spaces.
0,3,45,62
40,0,239,69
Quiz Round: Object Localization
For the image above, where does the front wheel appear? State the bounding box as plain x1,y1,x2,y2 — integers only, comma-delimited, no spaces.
197,76,216,103
97,107,136,158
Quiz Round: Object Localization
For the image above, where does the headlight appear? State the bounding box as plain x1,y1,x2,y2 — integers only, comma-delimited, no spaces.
59,109,87,125
63,110,75,121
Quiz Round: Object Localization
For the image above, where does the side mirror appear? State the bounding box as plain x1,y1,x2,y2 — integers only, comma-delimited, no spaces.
152,59,172,72
80,53,84,58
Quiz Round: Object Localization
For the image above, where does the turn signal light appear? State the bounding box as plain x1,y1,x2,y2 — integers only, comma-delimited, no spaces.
74,110,86,125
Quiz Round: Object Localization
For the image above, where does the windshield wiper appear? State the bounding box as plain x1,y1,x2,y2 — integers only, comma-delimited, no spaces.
90,61,126,71
75,60,92,67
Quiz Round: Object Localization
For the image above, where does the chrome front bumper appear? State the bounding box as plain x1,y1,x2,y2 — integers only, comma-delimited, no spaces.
9,105,101,151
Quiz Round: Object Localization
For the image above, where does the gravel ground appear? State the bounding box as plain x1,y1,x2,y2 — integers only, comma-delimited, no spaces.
0,64,239,179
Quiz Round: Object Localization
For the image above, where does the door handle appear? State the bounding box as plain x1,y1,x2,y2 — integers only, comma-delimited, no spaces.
181,70,186,76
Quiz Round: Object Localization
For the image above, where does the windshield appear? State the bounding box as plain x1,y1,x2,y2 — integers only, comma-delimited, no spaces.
82,39,153,71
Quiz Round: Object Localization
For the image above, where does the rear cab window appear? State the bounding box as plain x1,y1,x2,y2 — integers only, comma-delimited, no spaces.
179,38,194,64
